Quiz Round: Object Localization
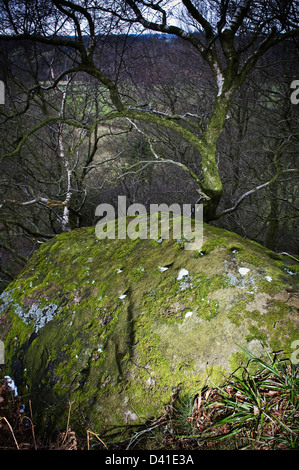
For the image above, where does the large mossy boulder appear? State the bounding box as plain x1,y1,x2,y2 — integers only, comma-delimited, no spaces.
0,222,298,439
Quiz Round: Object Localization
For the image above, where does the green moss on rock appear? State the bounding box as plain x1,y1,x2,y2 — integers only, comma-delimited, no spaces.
0,222,298,440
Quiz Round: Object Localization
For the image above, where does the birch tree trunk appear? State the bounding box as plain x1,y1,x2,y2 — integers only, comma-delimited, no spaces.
58,79,72,232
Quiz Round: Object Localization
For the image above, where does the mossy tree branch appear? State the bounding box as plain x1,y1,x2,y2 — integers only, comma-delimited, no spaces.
1,0,298,221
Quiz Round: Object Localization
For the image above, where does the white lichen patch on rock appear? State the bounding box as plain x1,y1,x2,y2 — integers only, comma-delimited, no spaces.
0,289,60,332
0,290,14,315
16,302,59,332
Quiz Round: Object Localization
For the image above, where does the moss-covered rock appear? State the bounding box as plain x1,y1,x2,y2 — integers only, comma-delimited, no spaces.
0,222,298,439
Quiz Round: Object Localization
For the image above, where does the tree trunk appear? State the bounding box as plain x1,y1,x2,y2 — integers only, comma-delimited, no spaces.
265,183,279,251
198,92,234,220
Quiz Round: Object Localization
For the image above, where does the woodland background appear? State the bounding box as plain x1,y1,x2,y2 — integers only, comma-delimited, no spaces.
0,0,298,291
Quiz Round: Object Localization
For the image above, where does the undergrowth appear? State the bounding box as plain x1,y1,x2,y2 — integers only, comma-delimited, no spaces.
0,346,298,450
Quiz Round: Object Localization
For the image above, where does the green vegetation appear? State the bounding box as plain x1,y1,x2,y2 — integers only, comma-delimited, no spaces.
121,347,299,451
1,347,297,450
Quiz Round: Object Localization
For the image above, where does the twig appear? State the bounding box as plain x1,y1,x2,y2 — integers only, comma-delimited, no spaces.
0,416,20,450
126,421,168,450
61,401,72,447
86,430,108,450
277,252,299,263
29,400,37,450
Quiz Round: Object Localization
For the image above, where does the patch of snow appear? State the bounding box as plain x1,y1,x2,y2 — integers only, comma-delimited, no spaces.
5,376,18,396
238,267,250,276
158,266,168,272
214,62,224,97
283,267,294,275
177,269,189,280
185,311,193,319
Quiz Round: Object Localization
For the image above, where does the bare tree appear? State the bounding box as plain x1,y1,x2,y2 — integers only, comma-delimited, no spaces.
1,0,298,221
0,29,131,285
98,0,299,218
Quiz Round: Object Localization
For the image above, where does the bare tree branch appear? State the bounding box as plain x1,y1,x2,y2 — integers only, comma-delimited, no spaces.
217,169,299,219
